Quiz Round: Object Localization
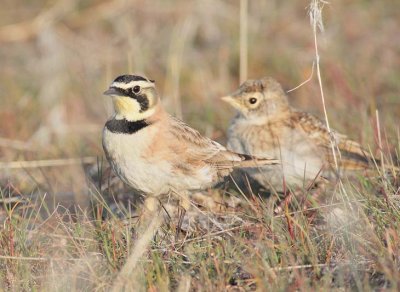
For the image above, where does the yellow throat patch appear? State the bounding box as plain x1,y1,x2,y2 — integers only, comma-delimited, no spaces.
112,96,154,121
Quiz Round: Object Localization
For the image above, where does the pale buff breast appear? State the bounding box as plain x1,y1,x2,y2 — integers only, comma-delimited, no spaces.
102,122,216,196
102,125,173,195
227,118,325,191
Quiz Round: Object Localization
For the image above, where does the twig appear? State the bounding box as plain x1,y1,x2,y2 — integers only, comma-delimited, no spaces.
287,61,315,93
375,109,391,206
376,110,385,174
0,138,35,151
111,214,162,291
309,0,339,170
239,0,248,83
0,157,97,169
0,196,25,204
164,18,197,120
0,255,86,262
268,260,372,272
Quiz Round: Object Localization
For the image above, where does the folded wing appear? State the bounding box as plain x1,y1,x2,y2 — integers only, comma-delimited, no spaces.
292,111,377,170
167,116,278,177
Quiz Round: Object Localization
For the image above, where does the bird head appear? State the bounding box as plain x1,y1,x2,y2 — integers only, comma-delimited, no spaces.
104,75,159,121
221,77,289,118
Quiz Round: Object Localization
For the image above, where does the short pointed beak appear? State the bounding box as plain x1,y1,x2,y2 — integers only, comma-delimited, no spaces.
103,87,119,96
221,94,245,113
221,95,233,102
221,95,238,106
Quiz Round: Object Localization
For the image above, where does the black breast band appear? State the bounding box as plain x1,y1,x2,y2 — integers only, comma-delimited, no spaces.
105,118,150,134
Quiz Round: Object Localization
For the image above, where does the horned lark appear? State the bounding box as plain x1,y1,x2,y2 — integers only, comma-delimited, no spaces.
102,75,278,211
222,77,377,192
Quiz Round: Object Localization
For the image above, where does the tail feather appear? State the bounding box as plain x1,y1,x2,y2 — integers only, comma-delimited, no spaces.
214,152,279,178
233,153,280,168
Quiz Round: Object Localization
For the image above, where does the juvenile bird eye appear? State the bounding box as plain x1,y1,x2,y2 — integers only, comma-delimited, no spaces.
249,97,257,104
132,85,141,94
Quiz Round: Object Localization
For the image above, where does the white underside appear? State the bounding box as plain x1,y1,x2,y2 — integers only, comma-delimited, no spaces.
102,125,215,196
243,145,324,192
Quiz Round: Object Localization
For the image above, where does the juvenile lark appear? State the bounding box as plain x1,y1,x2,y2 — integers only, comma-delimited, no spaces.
222,77,377,192
102,75,278,208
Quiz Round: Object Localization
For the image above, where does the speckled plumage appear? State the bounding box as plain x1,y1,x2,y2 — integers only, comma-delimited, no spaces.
223,77,376,192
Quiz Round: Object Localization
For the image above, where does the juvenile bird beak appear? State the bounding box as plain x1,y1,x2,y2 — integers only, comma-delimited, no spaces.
221,95,235,104
103,87,119,96
221,95,242,108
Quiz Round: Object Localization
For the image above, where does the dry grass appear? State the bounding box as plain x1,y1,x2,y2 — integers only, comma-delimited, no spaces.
0,0,399,290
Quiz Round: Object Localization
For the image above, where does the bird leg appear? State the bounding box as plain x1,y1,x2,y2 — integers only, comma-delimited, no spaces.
138,196,160,233
143,196,159,213
176,206,186,240
172,191,191,240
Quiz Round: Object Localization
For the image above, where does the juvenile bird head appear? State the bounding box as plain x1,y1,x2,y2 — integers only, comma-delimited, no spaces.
104,75,159,121
222,77,289,118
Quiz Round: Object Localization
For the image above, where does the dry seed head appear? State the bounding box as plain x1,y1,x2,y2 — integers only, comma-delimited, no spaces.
309,0,328,33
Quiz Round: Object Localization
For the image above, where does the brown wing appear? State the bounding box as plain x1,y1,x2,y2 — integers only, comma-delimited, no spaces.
167,116,277,177
291,111,377,170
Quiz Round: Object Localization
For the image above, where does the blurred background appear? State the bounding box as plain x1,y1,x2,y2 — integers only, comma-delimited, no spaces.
0,0,399,207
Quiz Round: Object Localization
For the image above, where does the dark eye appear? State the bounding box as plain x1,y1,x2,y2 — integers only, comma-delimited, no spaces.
249,97,257,104
132,85,141,94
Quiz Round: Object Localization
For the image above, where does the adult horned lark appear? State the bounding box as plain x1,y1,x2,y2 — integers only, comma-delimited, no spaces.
102,75,278,211
222,77,377,192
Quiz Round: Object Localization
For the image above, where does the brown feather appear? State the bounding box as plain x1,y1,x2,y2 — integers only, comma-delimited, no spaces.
166,115,278,177
291,111,377,169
